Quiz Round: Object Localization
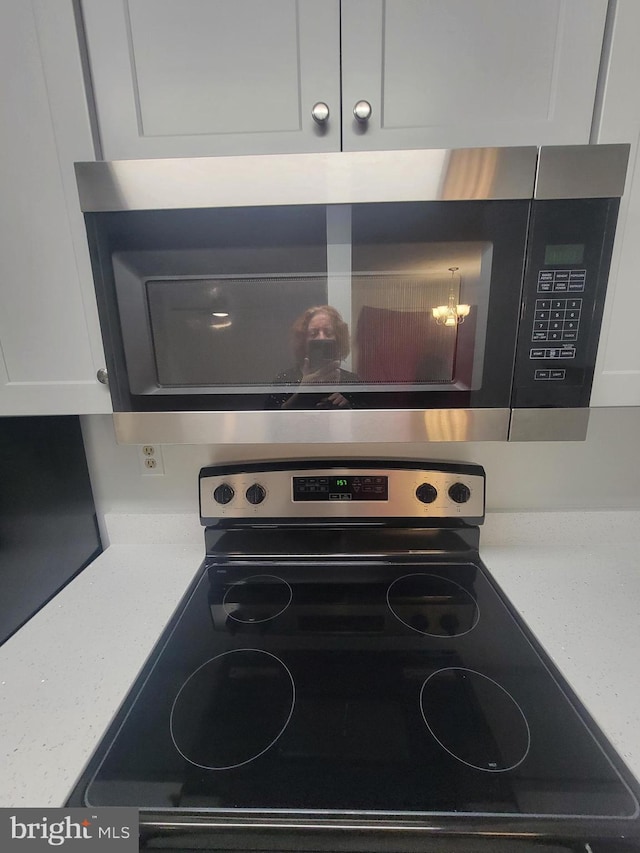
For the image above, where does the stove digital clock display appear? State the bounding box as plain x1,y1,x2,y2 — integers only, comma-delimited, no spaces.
293,475,388,501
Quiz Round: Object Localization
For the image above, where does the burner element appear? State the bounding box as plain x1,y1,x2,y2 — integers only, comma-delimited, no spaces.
386,573,479,637
170,649,295,770
420,668,531,772
222,574,293,623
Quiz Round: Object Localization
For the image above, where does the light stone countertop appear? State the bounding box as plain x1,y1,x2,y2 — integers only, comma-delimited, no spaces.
0,510,639,808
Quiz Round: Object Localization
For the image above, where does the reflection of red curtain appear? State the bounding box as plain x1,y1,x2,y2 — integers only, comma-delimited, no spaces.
355,307,432,382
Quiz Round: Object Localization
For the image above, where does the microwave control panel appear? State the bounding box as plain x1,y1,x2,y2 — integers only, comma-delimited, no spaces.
512,198,619,409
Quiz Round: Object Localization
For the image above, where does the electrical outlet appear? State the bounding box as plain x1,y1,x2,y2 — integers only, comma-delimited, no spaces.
138,444,165,476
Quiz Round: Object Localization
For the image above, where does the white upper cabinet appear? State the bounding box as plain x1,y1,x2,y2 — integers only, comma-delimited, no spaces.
590,0,640,407
81,0,607,160
0,0,110,415
341,0,608,151
80,0,342,158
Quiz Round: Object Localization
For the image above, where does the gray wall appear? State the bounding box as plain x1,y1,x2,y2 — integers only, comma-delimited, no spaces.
81,407,640,521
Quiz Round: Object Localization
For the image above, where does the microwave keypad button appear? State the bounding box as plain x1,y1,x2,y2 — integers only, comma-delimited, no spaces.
536,347,569,359
531,295,583,345
534,368,566,381
537,269,586,294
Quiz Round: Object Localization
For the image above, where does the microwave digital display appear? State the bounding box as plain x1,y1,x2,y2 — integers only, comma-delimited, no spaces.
544,244,585,266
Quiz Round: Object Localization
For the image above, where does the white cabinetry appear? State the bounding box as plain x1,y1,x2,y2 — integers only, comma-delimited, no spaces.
591,0,640,407
0,0,110,415
80,0,342,158
341,0,608,151
81,0,608,160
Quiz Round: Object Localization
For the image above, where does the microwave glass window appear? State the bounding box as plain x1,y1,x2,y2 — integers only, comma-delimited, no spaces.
349,241,492,392
109,203,502,399
352,274,457,384
143,247,490,392
147,276,328,387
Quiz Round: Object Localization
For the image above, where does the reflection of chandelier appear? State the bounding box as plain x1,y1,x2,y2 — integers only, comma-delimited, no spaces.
432,267,471,327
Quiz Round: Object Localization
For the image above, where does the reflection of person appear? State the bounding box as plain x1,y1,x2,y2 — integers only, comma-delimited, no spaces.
267,305,359,409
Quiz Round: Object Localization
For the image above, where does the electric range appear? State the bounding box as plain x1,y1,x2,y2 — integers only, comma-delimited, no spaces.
67,460,640,851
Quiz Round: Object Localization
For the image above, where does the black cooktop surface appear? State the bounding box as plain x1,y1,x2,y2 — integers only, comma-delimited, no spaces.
78,557,639,820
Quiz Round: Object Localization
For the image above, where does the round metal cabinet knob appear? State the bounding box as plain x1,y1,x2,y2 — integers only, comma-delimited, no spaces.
96,367,109,385
353,100,372,122
311,102,330,124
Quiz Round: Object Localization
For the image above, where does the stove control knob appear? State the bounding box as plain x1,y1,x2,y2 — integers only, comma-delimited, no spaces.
213,483,234,505
416,483,438,504
448,482,471,504
246,483,266,505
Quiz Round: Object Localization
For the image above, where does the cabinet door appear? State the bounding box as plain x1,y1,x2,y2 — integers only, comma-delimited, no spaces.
81,0,341,159
590,0,640,407
0,0,110,415
341,0,608,151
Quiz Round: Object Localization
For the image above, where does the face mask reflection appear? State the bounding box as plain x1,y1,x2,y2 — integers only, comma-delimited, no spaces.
267,305,358,410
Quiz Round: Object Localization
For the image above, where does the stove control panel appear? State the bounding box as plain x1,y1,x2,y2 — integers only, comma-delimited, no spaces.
200,462,485,525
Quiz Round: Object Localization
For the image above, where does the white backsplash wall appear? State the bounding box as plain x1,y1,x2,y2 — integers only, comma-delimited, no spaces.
81,407,640,527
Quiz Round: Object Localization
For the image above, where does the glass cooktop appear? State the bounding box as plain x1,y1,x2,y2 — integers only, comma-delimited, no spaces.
77,558,638,819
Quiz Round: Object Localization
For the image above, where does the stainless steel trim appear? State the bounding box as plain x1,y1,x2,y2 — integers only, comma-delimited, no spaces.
535,144,630,199
113,408,510,444
508,407,590,441
213,553,448,560
200,467,485,522
75,147,538,212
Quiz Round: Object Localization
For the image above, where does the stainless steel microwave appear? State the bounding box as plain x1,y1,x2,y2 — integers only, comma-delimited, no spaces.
75,144,629,444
